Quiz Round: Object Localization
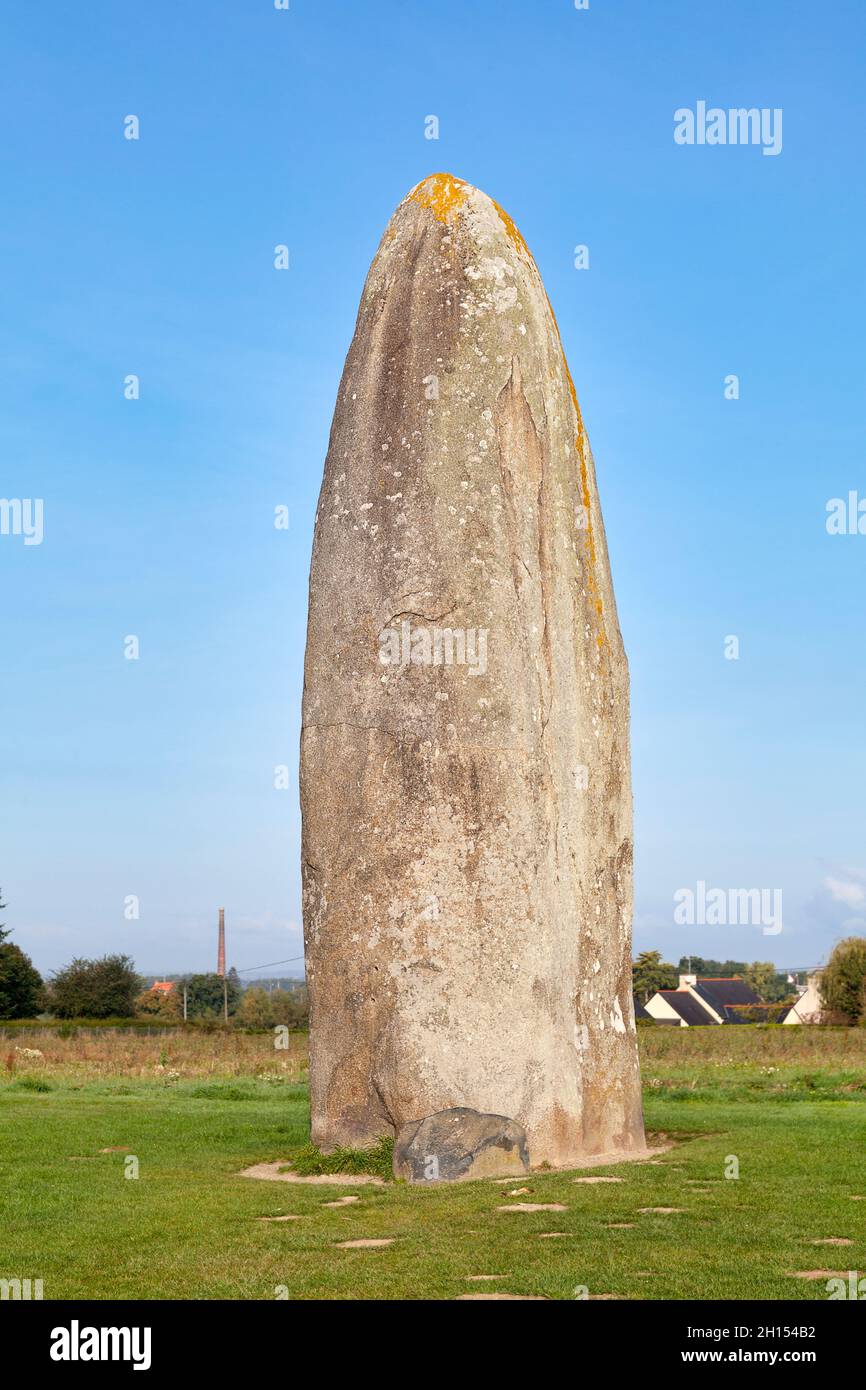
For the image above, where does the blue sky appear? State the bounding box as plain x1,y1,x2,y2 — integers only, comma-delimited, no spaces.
2,0,864,977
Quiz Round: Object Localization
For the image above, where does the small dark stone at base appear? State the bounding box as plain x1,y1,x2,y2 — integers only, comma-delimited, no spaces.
393,1107,530,1183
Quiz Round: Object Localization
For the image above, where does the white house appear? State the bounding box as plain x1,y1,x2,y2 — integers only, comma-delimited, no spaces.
780,970,823,1024
645,974,762,1027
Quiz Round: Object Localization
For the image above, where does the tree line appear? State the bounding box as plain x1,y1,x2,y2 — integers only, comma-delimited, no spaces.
0,889,308,1027
2,886,865,1026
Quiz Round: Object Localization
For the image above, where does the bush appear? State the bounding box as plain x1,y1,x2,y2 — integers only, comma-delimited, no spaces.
270,985,309,1031
0,943,43,1019
48,955,141,1019
233,985,308,1031
820,937,866,1025
176,972,241,1020
135,985,183,1020
236,987,275,1029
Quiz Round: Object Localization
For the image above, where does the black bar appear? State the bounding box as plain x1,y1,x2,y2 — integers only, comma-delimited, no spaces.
5,1296,860,1375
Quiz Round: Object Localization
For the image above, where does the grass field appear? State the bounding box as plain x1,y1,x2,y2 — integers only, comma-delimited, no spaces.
1,1026,864,1300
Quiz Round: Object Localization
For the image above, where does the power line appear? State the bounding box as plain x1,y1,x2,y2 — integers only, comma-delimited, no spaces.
235,955,306,975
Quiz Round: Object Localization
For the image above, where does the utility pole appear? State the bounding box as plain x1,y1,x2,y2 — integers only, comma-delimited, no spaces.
217,907,226,977
183,984,188,1022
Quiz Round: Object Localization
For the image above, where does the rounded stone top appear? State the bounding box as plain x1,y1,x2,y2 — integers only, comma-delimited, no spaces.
383,173,534,267
406,171,471,223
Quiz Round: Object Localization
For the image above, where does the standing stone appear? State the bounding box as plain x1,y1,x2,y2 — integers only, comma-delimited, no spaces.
301,173,645,1171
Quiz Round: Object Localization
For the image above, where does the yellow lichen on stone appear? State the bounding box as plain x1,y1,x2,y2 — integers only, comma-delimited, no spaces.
492,198,532,261
409,173,469,224
563,359,606,647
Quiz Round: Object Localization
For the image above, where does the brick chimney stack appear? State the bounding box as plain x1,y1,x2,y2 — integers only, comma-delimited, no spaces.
217,908,225,977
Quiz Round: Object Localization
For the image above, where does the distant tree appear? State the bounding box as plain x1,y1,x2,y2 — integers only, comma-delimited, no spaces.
236,987,276,1029
0,891,44,1019
0,943,43,1019
678,957,749,978
632,952,678,1004
270,985,309,1030
134,985,183,1020
742,962,783,1002
820,937,866,1024
49,955,141,1019
177,972,241,1020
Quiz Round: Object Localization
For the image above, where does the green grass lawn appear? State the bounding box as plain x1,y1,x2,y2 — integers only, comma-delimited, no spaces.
2,1057,865,1299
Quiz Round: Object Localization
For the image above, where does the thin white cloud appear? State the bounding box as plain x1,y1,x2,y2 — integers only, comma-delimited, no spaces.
824,875,866,909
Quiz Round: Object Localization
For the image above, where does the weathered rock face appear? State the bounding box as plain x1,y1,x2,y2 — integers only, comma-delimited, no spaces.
301,173,645,1170
393,1108,529,1183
